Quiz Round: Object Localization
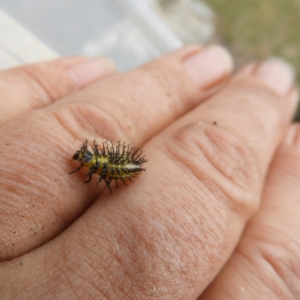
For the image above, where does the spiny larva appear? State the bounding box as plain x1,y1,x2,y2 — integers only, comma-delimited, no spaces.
70,140,147,193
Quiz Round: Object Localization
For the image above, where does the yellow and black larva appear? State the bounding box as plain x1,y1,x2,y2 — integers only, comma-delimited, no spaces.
70,140,147,193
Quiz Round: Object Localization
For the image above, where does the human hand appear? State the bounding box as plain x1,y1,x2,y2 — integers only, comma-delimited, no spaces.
0,45,299,299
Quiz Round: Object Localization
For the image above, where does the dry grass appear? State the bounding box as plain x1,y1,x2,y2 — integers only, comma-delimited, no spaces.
207,0,300,119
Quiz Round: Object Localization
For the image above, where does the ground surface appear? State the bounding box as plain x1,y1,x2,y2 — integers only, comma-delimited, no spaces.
207,0,300,119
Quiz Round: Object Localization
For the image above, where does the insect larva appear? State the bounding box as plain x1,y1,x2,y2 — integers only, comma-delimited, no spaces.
70,140,147,193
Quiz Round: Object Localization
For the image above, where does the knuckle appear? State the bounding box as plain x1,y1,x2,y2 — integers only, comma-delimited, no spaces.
166,122,262,218
238,234,300,298
50,101,130,142
12,64,76,104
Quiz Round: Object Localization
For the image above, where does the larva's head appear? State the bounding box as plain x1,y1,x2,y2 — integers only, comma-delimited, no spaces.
72,149,93,163
72,141,93,164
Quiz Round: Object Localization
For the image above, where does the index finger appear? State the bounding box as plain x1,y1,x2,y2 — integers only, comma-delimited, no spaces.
0,45,233,260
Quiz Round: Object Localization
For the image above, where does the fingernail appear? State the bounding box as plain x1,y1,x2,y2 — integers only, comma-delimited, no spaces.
67,57,116,87
254,58,295,96
184,45,234,87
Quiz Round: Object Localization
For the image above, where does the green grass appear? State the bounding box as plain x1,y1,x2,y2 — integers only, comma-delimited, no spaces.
207,0,300,119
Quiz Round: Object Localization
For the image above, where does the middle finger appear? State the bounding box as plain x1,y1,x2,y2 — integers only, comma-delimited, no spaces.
0,45,233,260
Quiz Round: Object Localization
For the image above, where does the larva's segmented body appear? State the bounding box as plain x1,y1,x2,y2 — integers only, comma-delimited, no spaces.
70,140,147,193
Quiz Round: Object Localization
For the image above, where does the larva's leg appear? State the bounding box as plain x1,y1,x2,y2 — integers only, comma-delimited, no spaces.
96,164,108,187
121,177,128,187
69,166,82,174
105,179,112,194
127,176,134,182
99,164,108,180
117,169,128,187
114,178,119,188
84,170,93,183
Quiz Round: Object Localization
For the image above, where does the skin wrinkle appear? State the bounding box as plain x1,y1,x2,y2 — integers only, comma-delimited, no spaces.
161,144,236,258
35,281,63,300
94,202,201,298
47,105,108,144
67,219,145,299
68,261,108,299
227,253,280,300
203,126,258,190
167,122,261,218
74,262,111,300
2,131,66,197
1,210,47,260
46,260,80,300
235,238,297,299
84,101,132,138
103,262,133,300
230,76,287,107
115,189,216,296
69,60,196,145
0,112,74,193
55,102,131,144
202,82,285,156
102,243,147,298
14,66,55,108
7,69,50,107
154,219,198,278
113,219,179,297
256,235,300,296
2,117,93,259
202,127,260,195
269,154,300,185
259,252,298,299
13,65,74,106
165,179,228,267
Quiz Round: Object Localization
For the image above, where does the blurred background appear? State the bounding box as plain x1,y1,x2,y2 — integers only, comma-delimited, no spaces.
1,0,299,117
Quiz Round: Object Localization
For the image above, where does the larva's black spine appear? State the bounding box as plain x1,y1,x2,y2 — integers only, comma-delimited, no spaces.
70,139,147,193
